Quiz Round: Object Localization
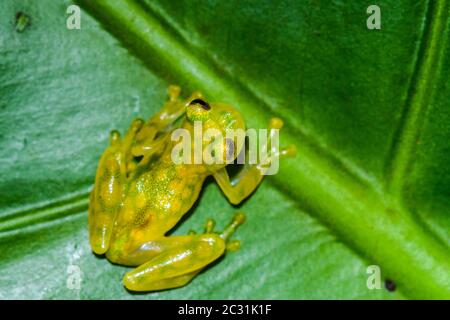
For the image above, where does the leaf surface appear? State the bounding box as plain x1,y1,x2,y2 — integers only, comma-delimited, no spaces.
0,0,449,299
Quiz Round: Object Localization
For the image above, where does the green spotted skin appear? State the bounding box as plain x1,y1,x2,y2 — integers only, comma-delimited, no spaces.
106,150,209,263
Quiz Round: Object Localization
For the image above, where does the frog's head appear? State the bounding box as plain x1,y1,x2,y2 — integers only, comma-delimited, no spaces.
186,98,246,168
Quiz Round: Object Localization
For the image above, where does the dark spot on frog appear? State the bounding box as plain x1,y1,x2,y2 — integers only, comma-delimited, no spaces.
15,11,31,33
190,99,211,110
385,279,396,292
134,211,150,228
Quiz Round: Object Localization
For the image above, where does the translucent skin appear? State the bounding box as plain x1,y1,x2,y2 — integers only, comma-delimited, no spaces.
88,85,294,291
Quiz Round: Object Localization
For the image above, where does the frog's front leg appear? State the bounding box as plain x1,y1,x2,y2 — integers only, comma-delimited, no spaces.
214,118,296,205
122,213,245,292
89,120,143,254
128,85,203,171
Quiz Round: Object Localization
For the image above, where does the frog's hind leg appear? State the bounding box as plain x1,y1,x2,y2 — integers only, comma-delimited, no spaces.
89,131,126,254
122,213,245,292
89,121,143,254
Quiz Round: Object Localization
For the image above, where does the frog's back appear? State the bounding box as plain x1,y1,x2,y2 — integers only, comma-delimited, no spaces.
131,155,207,224
109,151,208,255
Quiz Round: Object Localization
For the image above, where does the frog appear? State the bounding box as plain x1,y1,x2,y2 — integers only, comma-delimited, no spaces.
88,85,295,291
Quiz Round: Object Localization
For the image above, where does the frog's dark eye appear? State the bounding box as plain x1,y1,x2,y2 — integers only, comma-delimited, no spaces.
190,99,211,110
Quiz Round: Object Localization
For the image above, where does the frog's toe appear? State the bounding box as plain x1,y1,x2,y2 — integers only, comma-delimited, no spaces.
219,213,245,253
109,130,121,146
280,144,297,158
219,212,246,241
204,218,216,233
269,117,284,130
226,239,241,252
168,85,181,101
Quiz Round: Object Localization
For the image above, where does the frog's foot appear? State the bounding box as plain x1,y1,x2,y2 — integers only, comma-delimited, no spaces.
122,213,246,292
268,118,296,158
257,117,296,175
203,213,245,252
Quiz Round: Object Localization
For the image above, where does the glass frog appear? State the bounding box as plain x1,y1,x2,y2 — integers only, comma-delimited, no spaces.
88,85,295,291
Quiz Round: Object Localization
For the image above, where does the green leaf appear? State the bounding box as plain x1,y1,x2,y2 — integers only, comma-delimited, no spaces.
0,0,449,299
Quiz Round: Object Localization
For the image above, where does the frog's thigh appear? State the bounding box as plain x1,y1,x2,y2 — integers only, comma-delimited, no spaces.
89,132,128,254
123,234,226,292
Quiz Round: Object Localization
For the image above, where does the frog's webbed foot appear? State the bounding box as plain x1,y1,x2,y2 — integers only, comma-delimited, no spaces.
122,213,246,292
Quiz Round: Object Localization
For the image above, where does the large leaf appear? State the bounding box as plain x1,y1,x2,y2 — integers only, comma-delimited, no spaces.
0,0,449,299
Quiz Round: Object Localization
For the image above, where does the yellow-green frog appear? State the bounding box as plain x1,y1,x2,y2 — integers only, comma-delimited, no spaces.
88,85,294,291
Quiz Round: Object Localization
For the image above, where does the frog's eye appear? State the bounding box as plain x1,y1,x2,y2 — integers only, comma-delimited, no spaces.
189,98,211,110
187,99,211,122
